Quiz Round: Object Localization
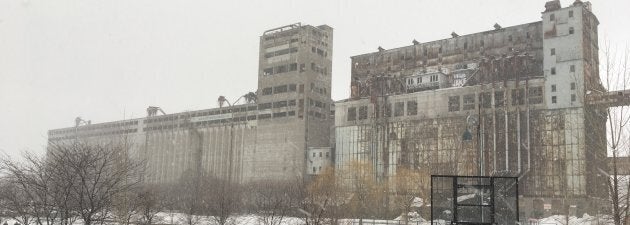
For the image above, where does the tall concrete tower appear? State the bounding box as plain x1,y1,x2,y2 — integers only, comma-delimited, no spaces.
241,23,333,181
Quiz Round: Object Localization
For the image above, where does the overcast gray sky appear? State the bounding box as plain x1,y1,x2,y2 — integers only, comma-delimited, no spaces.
0,0,628,157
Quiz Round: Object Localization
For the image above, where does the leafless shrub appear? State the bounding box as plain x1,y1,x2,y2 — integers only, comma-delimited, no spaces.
247,180,300,225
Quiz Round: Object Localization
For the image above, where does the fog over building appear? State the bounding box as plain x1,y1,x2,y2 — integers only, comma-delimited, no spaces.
48,0,624,217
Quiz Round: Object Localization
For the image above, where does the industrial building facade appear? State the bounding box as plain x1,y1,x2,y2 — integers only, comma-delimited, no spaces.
48,23,334,184
47,0,612,218
334,0,606,216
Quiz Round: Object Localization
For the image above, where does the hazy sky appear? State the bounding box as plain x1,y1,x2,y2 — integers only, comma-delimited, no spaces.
1,0,628,157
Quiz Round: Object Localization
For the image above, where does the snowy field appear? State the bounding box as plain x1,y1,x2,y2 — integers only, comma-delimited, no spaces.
0,213,616,225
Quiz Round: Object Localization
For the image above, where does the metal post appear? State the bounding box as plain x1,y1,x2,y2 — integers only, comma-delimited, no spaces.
430,176,434,225
453,177,458,224
479,96,484,176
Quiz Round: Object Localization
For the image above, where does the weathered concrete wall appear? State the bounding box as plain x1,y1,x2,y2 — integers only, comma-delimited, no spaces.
335,80,607,216
338,0,605,218
48,23,335,185
349,22,544,99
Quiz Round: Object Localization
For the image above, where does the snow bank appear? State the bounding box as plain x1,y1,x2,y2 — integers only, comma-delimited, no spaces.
537,213,613,225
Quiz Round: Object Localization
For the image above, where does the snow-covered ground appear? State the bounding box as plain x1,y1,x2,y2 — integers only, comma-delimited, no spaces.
536,214,614,225
0,213,617,225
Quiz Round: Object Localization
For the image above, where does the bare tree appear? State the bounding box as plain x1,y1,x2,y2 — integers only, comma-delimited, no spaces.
248,180,299,225
135,185,163,225
176,170,204,225
0,181,33,225
0,152,61,225
340,161,387,224
299,167,345,225
598,43,630,225
391,167,429,224
202,176,242,225
47,141,142,225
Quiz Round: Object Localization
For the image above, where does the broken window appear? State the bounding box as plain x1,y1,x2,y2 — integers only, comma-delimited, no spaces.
276,48,291,56
383,104,392,117
463,94,475,110
347,107,357,121
358,106,368,120
276,65,287,73
262,87,272,95
529,86,543,104
273,112,287,118
317,48,324,57
273,101,287,108
263,68,273,76
258,103,272,110
314,101,323,108
494,91,505,107
511,89,525,105
448,96,460,112
407,100,418,116
259,114,271,120
289,63,298,71
394,102,404,117
273,85,288,94
479,92,492,108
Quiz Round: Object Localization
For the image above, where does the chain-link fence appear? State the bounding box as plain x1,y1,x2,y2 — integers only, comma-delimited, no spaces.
431,175,518,225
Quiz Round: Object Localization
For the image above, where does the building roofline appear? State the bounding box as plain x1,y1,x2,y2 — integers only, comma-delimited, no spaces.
350,21,542,59
48,103,257,133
